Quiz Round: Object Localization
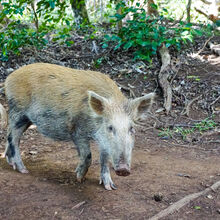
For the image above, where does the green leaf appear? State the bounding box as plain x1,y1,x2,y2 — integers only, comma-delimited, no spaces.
102,43,108,49
49,1,55,9
123,41,133,50
114,42,122,50
216,20,220,27
194,206,201,210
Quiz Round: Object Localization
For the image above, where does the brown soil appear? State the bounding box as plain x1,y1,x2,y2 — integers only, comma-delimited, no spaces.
0,36,220,220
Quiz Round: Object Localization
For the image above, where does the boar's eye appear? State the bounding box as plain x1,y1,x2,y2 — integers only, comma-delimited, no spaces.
108,125,115,134
129,126,135,135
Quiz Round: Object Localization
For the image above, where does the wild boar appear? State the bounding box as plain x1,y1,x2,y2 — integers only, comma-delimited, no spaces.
0,63,154,190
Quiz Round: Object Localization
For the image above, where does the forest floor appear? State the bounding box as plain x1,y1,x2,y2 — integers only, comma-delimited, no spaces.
0,34,219,220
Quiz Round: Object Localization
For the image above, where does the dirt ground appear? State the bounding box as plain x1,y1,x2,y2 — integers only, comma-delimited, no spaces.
0,36,220,219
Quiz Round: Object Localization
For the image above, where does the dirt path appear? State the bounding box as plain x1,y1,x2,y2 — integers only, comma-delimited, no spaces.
0,36,219,220
0,127,219,220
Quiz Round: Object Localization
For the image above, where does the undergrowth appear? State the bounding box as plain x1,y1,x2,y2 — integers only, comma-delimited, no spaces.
158,117,218,141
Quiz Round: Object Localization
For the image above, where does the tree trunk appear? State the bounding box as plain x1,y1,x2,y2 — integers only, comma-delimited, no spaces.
70,0,90,25
186,0,192,23
147,0,159,16
117,0,123,30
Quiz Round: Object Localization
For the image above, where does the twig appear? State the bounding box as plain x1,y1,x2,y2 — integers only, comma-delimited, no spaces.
202,140,220,144
149,180,220,220
92,41,99,54
195,35,214,56
199,129,220,139
31,1,39,30
181,95,202,116
117,83,136,98
71,201,86,210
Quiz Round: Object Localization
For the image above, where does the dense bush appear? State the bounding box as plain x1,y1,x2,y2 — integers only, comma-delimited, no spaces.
102,2,211,61
0,0,72,60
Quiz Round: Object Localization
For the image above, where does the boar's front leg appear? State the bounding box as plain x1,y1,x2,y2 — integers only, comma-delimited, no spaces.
99,151,117,190
73,138,92,182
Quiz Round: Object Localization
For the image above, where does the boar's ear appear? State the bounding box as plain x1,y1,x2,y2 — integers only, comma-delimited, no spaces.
129,93,155,120
88,91,108,115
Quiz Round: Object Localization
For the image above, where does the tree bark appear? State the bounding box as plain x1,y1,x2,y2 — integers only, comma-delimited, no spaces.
70,0,90,25
158,44,172,115
147,0,159,16
186,0,192,23
149,180,220,220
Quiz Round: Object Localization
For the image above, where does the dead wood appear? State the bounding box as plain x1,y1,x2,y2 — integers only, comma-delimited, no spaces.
158,44,172,115
71,201,86,209
208,42,220,56
149,180,220,220
199,128,220,139
195,7,219,22
196,36,214,56
181,95,202,116
117,83,136,98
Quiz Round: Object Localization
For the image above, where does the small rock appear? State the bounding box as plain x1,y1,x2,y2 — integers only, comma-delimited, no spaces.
207,194,213,199
155,108,165,113
29,150,38,155
217,209,220,214
177,173,191,178
153,193,163,202
180,80,185,85
6,68,14,74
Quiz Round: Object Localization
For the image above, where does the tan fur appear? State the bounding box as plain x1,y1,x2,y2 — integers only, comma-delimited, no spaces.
5,63,126,113
2,63,155,190
0,103,7,128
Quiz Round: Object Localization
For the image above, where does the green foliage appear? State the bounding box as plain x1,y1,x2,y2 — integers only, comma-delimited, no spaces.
0,0,72,60
158,118,217,140
103,2,208,61
36,0,71,32
194,206,201,210
158,128,173,139
0,21,47,60
187,75,201,81
194,118,217,132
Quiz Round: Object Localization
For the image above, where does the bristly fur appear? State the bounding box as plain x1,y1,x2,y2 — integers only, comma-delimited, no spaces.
0,63,155,190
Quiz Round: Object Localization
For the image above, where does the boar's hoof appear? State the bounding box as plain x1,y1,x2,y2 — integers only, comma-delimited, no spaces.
13,163,29,174
104,183,117,191
76,176,86,183
99,178,117,190
115,168,130,176
6,156,29,174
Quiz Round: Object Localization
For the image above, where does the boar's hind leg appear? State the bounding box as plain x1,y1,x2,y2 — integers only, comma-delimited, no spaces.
4,115,31,173
73,138,92,182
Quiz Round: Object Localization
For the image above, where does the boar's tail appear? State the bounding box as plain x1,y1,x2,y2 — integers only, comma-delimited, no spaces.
0,103,8,128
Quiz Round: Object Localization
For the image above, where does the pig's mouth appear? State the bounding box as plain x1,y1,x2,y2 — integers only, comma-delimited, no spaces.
114,164,130,176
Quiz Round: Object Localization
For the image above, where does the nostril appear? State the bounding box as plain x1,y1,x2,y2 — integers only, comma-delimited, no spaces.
115,168,130,176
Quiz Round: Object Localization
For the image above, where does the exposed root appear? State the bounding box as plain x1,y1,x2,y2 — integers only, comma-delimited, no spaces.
149,180,220,220
181,95,202,116
208,42,220,56
117,83,136,98
195,36,214,56
158,44,172,115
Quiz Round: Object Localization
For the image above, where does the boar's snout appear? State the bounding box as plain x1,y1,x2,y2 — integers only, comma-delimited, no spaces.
115,164,130,176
